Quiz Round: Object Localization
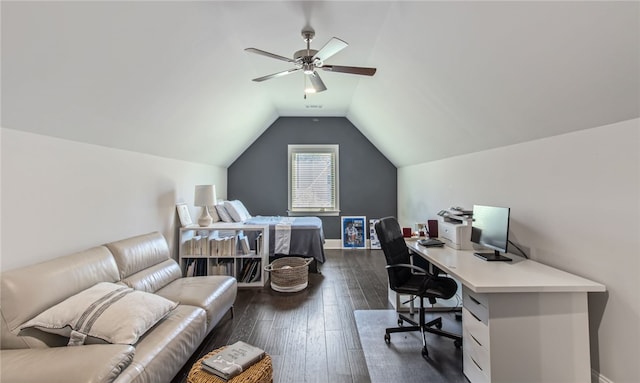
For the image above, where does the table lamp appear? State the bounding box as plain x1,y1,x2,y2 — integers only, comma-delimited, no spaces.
194,185,216,227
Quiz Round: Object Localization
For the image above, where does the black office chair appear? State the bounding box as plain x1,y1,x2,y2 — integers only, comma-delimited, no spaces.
375,216,462,358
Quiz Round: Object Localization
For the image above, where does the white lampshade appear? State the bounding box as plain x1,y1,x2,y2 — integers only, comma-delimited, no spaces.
194,185,216,227
194,185,216,207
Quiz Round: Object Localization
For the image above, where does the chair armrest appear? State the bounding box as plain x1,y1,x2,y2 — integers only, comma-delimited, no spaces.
385,263,428,275
1,344,135,383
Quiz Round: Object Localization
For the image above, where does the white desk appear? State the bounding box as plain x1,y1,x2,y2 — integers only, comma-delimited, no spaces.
406,240,606,383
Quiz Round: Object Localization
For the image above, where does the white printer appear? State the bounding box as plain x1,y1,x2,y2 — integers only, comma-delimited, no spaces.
437,208,474,250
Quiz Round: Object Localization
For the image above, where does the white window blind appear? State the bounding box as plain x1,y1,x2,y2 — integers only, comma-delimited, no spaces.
288,145,339,216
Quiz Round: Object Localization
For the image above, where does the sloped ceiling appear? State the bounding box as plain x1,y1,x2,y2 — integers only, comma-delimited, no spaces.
2,1,638,168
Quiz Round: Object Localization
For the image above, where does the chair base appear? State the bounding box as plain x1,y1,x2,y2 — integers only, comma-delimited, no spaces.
384,311,462,358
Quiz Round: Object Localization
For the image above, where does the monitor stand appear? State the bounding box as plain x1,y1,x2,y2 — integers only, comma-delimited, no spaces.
474,250,512,262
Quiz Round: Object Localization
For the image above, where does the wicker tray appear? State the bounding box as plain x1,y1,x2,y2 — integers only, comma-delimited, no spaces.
187,346,273,383
264,257,312,292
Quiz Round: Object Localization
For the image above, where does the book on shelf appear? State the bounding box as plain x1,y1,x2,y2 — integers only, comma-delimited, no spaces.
211,260,233,276
239,259,252,282
200,235,209,256
186,259,196,277
239,234,251,255
211,237,223,256
237,259,261,283
213,237,225,256
185,258,208,277
211,236,236,256
244,261,257,283
195,259,206,276
190,235,211,256
255,233,263,255
229,236,237,256
248,261,261,283
201,341,265,381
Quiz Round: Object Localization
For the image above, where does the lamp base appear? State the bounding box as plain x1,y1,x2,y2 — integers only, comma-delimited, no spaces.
198,206,213,227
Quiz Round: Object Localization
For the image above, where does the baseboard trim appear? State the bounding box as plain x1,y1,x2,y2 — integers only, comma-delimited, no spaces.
592,369,613,383
324,239,379,249
324,239,342,249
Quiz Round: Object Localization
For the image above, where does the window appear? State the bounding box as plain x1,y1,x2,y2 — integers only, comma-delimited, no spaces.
288,144,339,216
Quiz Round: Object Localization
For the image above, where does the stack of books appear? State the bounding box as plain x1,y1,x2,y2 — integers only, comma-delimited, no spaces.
201,341,265,380
238,259,261,283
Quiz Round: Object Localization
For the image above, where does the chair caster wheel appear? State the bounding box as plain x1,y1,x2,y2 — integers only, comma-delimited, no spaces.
397,318,403,326
454,339,462,348
384,333,391,344
421,347,429,358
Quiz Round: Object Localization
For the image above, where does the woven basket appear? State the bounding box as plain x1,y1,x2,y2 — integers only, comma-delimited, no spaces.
264,257,312,292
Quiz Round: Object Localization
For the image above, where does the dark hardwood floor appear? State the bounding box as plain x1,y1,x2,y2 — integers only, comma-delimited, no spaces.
171,248,454,383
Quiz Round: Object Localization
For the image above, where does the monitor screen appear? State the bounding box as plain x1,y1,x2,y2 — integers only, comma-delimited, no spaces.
471,205,511,261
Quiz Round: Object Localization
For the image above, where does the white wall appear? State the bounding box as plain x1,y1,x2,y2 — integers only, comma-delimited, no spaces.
0,128,226,271
398,118,639,382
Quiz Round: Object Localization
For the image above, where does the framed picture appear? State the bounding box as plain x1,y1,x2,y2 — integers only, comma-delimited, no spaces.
176,203,193,227
341,216,366,249
369,219,381,249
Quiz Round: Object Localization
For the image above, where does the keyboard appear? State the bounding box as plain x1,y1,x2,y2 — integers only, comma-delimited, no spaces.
418,238,444,247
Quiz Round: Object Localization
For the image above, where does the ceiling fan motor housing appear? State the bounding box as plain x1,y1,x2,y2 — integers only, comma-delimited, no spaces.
294,49,319,61
245,27,376,91
294,49,322,74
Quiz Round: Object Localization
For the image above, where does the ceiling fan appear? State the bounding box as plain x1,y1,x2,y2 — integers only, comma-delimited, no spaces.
245,28,376,95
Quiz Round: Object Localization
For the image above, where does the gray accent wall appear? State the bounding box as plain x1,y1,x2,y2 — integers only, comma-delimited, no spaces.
228,117,397,239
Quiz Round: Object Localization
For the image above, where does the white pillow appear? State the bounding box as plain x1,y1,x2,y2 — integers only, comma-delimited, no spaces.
235,200,252,221
208,205,220,222
223,200,252,222
215,204,233,222
19,282,177,346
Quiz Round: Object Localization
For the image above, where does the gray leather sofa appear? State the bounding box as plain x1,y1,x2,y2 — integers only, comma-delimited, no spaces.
0,231,237,383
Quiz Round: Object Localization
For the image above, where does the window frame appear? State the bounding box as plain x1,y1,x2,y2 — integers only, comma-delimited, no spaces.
287,144,340,216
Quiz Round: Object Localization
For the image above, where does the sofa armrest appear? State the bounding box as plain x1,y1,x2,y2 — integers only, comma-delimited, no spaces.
1,344,135,383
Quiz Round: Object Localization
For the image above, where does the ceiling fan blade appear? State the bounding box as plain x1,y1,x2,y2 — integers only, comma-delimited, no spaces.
321,65,377,76
245,48,296,63
307,71,327,93
312,37,348,62
252,68,301,82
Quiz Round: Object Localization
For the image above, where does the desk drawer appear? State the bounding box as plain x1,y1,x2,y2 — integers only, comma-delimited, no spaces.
463,326,489,371
463,287,489,306
463,289,489,324
463,349,489,383
462,307,489,348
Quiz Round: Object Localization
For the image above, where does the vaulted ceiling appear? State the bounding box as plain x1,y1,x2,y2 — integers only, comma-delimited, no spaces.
2,1,638,168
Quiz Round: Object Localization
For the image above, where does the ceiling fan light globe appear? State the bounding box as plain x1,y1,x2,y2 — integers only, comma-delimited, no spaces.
303,63,315,75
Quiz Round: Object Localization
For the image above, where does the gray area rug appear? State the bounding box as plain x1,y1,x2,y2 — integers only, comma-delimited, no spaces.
355,309,465,383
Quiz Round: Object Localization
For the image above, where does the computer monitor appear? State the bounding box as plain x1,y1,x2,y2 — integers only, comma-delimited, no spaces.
470,205,512,262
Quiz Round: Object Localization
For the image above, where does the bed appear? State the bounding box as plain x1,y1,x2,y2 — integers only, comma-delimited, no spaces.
244,216,325,264
212,201,326,264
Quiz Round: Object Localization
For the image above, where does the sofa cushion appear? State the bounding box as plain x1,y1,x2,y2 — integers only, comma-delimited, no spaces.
106,232,172,281
154,275,237,333
1,246,120,336
20,282,177,345
116,304,208,383
1,344,135,383
119,259,183,294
